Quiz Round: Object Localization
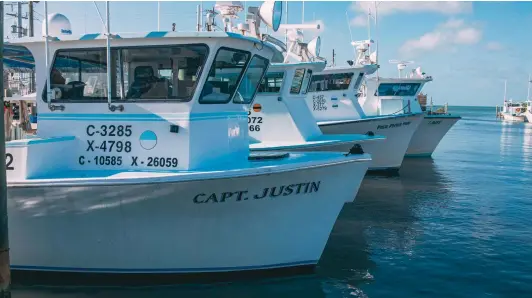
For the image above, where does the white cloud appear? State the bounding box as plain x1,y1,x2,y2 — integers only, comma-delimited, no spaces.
400,19,482,55
486,41,504,51
350,1,473,27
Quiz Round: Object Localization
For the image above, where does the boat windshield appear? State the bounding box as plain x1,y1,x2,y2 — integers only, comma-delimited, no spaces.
307,72,354,92
257,72,284,94
44,44,209,102
233,55,269,104
300,69,313,95
376,83,421,96
199,47,251,104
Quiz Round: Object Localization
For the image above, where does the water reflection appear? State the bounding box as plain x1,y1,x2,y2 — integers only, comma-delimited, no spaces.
523,123,532,167
500,121,521,159
317,158,452,295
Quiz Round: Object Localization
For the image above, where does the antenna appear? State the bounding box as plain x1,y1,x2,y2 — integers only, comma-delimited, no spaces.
389,60,414,78
504,80,507,102
374,1,379,79
526,74,531,100
345,11,357,58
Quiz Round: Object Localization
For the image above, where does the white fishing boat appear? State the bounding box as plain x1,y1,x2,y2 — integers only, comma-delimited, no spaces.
4,2,373,286
304,40,423,173
363,61,461,157
497,80,527,122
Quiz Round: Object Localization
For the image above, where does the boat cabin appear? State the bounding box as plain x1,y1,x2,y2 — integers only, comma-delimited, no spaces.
358,76,432,117
248,61,326,144
5,31,276,181
304,65,377,122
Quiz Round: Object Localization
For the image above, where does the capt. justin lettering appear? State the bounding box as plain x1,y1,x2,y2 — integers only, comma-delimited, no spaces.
193,181,321,204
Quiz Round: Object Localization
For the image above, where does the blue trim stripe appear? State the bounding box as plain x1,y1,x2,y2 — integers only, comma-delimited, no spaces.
6,136,75,148
11,260,317,273
146,31,168,38
37,112,247,122
79,33,100,40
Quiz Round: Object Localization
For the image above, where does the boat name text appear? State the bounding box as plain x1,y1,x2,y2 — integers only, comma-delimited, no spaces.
193,181,321,204
377,121,411,130
428,120,441,125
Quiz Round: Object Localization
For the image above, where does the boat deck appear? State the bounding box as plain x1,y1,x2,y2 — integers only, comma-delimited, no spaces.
317,112,422,126
8,151,371,187
249,134,385,151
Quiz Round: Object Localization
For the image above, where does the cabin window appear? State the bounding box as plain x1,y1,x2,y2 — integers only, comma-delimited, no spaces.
44,44,209,102
199,47,251,104
375,83,421,96
307,72,354,92
301,69,313,94
257,72,284,93
233,55,269,104
45,49,117,101
121,45,208,101
290,68,306,94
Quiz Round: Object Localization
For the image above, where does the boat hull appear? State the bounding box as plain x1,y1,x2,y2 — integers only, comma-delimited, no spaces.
405,115,461,157
8,156,369,286
525,111,532,123
318,114,423,172
501,113,526,122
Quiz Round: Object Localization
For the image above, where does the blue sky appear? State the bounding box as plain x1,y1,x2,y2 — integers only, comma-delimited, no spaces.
4,1,532,107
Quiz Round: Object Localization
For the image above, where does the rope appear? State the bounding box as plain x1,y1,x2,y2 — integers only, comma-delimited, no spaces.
390,100,411,115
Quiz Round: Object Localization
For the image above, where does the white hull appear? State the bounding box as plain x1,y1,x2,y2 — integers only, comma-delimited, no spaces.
8,155,369,285
525,110,532,123
501,113,526,122
318,113,424,171
405,115,461,157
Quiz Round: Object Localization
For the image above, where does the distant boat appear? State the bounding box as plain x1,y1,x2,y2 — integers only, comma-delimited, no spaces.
497,80,527,122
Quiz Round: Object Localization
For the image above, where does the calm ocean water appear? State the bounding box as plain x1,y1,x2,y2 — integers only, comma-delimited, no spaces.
13,106,532,297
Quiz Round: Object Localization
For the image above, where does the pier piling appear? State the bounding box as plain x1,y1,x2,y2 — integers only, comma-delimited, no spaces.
0,2,12,297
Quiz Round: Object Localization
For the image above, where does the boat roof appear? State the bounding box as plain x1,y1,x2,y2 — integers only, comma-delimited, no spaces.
270,61,326,72
3,30,277,69
367,76,433,84
319,64,377,75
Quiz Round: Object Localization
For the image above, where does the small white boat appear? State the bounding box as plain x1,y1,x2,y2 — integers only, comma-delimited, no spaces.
304,41,423,172
497,80,527,122
5,2,373,286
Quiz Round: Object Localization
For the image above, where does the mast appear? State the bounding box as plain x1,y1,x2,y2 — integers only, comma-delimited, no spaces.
0,1,12,295
106,1,112,107
284,1,288,44
157,1,160,31
374,1,379,79
44,1,51,109
29,1,34,37
196,4,201,32
504,80,507,103
526,74,530,100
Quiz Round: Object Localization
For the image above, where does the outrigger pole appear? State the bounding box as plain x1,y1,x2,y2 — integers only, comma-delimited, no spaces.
0,2,13,296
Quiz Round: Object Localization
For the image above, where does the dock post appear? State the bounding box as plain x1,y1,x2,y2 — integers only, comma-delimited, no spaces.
0,2,12,297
